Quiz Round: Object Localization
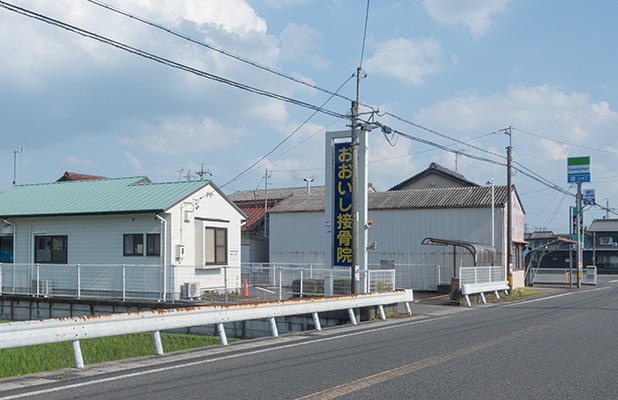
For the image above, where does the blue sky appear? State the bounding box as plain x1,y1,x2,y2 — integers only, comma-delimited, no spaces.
1,0,617,233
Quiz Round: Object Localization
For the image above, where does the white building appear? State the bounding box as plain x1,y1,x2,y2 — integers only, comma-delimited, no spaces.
0,176,245,299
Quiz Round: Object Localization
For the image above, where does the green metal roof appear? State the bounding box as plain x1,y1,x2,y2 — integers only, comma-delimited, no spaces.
0,177,213,218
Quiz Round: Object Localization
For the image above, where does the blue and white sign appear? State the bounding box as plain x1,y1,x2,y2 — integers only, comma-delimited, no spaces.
567,156,591,183
583,189,595,204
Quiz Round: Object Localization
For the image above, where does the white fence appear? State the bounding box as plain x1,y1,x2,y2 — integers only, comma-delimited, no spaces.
0,263,396,303
459,266,504,286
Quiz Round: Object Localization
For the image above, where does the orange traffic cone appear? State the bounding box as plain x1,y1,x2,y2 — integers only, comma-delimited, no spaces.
243,279,249,297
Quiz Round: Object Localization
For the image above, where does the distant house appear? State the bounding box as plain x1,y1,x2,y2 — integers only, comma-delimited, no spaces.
230,186,326,263
56,171,108,182
0,177,245,298
588,219,618,269
389,162,478,190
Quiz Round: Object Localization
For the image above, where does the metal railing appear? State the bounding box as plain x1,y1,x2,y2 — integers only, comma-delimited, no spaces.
530,266,597,285
0,263,396,303
0,290,414,369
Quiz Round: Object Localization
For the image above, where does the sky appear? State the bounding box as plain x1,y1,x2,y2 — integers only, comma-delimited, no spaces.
1,0,617,234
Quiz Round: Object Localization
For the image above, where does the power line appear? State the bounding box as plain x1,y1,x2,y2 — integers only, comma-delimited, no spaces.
513,127,618,155
359,0,371,68
0,1,347,120
83,0,356,106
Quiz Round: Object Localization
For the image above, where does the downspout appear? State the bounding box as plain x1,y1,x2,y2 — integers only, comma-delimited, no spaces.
3,219,16,263
156,214,167,301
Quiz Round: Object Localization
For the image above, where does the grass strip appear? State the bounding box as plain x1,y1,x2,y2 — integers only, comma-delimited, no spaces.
0,330,237,378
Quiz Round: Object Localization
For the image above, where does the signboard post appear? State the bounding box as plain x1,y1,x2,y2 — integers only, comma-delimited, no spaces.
568,156,590,289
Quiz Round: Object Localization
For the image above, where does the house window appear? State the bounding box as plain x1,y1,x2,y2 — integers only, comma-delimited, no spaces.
205,227,227,265
1,236,13,263
124,234,144,256
35,236,68,264
147,234,161,256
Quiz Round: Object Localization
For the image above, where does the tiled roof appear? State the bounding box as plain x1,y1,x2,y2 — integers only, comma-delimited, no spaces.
0,177,214,217
56,171,110,182
270,186,513,213
524,231,557,241
229,186,325,202
236,199,277,232
589,219,618,233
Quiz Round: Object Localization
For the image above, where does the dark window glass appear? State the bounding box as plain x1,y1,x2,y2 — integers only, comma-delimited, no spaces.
147,234,160,256
123,234,144,256
35,236,68,264
205,227,227,265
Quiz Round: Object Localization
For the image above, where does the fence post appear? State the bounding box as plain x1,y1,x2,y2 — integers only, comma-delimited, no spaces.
12,263,15,294
36,263,40,296
224,265,228,304
122,264,126,301
77,264,81,299
170,264,175,304
278,266,282,301
300,268,304,298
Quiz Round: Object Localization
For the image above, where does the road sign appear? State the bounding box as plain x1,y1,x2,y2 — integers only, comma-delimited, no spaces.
583,189,595,205
567,156,590,183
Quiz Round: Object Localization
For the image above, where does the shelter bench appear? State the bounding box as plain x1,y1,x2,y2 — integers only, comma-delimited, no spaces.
461,281,509,306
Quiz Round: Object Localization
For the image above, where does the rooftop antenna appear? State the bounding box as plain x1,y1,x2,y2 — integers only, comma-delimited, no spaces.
11,146,24,185
176,167,184,182
304,178,313,194
195,163,212,181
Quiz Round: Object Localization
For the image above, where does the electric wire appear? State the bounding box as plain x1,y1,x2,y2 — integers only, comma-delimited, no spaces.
514,127,618,155
83,0,356,105
218,74,355,189
359,0,370,68
0,1,347,120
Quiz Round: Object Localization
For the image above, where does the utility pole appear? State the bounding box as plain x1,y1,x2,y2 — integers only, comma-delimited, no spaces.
506,127,513,295
576,182,582,288
264,169,271,238
350,67,361,295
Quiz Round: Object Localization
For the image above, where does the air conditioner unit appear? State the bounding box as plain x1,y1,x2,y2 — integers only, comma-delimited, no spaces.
180,282,200,299
32,279,51,296
600,237,613,245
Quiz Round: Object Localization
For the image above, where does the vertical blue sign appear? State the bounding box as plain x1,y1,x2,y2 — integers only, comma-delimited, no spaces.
334,142,353,267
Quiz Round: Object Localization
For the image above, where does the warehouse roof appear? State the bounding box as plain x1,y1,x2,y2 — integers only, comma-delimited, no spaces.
269,185,520,213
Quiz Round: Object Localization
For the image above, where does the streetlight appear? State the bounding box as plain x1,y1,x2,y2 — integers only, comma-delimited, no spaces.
486,178,495,247
11,146,24,185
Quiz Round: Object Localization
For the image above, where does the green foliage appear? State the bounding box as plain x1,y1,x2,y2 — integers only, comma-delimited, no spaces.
0,331,235,378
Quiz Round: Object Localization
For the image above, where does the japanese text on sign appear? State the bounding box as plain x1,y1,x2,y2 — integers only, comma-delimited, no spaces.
334,142,353,266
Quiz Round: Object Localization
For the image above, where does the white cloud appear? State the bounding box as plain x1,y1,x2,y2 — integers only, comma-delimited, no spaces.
120,117,245,154
67,155,96,168
363,37,445,85
124,151,144,172
279,23,331,69
422,0,508,36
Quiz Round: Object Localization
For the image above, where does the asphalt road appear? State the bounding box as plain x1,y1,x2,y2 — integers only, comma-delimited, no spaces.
2,277,618,399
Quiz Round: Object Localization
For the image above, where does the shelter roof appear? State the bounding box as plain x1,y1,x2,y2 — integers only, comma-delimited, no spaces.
0,177,229,218
421,237,498,264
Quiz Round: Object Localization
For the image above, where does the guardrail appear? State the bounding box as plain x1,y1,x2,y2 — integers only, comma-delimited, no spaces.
0,290,413,369
461,281,509,306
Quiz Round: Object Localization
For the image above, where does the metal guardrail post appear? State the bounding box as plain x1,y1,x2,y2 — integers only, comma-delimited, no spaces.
348,308,357,325
312,312,322,330
153,331,164,355
217,323,228,345
170,264,175,303
269,317,279,337
378,305,386,320
72,340,84,368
